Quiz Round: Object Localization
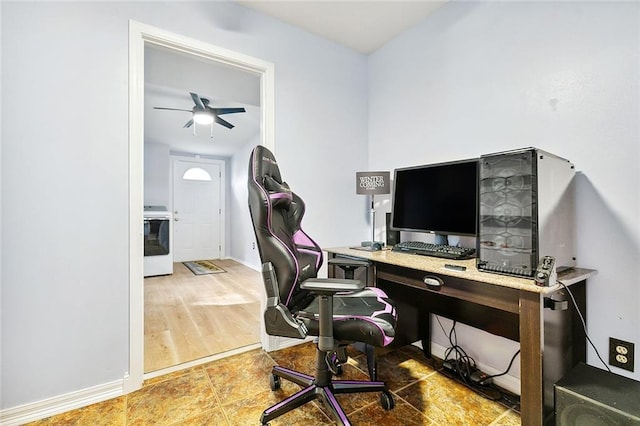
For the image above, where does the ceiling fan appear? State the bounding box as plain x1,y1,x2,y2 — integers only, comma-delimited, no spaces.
154,92,246,130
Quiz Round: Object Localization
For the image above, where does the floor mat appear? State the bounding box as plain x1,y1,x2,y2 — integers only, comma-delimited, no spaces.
183,260,226,275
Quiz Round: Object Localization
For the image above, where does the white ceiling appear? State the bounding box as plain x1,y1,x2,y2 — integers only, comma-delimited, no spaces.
238,0,447,53
145,1,446,156
144,45,261,157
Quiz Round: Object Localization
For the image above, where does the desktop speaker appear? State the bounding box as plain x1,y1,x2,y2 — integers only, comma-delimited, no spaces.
386,212,400,247
477,148,576,278
555,363,640,425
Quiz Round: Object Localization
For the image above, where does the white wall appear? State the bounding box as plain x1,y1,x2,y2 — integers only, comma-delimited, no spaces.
1,1,368,410
230,135,263,270
144,142,171,207
369,1,640,382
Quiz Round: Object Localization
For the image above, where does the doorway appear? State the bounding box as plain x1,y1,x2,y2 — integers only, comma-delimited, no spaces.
172,158,223,262
128,20,275,392
143,44,258,373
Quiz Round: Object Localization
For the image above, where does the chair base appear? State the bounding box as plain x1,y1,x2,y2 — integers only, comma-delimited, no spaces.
261,364,393,425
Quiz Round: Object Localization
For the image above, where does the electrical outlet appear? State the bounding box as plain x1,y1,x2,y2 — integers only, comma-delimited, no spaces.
609,337,635,372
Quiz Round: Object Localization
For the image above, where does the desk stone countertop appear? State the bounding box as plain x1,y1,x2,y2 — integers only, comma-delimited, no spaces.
325,247,596,295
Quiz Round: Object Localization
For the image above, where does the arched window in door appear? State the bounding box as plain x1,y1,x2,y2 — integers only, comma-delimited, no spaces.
182,167,212,181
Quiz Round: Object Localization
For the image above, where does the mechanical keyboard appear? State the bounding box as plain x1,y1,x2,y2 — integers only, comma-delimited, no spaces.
391,241,476,260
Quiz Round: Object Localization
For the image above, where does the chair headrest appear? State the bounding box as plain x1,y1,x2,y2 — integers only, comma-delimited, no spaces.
251,145,292,209
264,175,293,209
251,145,281,180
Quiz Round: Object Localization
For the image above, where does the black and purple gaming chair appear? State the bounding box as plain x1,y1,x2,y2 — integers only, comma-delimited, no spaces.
248,145,398,425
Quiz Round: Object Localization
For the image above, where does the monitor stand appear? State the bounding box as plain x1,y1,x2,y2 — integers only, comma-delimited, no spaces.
434,234,449,245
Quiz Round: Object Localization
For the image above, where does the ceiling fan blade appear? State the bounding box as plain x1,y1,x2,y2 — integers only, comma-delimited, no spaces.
214,116,234,129
213,107,246,115
154,107,192,112
190,92,206,111
183,119,194,128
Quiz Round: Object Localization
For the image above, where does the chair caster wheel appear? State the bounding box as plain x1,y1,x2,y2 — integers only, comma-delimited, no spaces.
380,391,395,410
327,352,343,376
269,374,281,391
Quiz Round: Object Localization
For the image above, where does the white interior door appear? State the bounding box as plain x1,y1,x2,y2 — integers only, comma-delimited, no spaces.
172,159,222,262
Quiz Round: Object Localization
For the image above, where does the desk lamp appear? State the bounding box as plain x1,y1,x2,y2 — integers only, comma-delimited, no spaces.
356,171,390,249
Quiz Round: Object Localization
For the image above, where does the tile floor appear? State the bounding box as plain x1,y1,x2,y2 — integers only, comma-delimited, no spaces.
27,343,521,425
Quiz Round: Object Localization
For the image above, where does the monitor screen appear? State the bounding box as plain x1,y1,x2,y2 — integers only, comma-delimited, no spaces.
391,159,479,237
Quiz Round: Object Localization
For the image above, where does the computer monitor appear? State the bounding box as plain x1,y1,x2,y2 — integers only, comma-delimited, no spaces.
391,159,479,241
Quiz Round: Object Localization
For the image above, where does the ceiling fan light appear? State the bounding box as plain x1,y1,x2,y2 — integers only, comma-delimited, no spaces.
193,111,214,125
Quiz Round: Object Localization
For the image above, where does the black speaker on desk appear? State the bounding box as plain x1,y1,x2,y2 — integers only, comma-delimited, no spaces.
386,212,400,247
554,363,640,425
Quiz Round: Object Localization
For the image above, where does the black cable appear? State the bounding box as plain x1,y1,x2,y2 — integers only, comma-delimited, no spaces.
435,316,522,403
558,280,611,373
439,319,479,386
466,349,520,403
484,349,520,380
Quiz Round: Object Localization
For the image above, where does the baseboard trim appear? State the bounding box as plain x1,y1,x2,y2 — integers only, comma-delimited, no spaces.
228,256,261,272
144,343,262,380
0,379,124,426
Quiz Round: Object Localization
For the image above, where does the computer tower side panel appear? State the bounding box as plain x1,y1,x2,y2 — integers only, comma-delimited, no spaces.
536,150,576,271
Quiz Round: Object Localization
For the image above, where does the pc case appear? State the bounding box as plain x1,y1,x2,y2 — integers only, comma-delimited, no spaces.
477,148,576,278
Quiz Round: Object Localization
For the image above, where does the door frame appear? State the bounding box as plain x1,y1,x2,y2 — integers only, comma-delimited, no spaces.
128,20,275,393
171,156,225,261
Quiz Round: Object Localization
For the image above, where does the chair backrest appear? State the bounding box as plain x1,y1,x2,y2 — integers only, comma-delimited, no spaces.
248,145,323,313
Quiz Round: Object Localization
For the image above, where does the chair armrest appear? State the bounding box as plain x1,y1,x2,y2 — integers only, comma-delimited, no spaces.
301,278,364,351
264,304,308,339
300,278,364,295
261,262,308,339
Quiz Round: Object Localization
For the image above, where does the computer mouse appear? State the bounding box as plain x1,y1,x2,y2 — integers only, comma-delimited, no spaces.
371,242,382,251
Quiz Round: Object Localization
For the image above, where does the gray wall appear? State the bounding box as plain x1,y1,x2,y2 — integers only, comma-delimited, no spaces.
369,1,640,381
1,1,369,409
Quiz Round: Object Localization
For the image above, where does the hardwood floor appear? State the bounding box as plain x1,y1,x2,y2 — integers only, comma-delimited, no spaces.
144,259,262,373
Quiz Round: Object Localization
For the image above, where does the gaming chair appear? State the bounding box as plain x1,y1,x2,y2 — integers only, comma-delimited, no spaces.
247,145,398,425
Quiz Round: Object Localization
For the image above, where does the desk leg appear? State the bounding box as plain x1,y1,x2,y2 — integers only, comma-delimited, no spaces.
327,253,336,278
421,313,431,359
520,291,543,425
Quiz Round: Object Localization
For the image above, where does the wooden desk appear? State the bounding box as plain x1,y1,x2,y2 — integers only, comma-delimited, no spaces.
326,247,596,425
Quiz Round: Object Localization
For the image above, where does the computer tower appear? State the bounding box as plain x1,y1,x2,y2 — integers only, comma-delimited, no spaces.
555,363,640,425
477,148,576,277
